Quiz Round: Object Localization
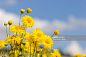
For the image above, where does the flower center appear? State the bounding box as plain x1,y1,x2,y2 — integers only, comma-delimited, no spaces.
37,33,41,37
45,39,50,44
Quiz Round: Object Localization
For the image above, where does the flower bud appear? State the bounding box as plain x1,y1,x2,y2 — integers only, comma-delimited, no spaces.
4,22,7,26
8,20,13,25
20,9,25,13
54,30,59,35
27,8,32,13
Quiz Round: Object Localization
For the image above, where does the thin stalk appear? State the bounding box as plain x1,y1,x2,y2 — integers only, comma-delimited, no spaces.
26,13,28,15
35,41,37,57
30,43,31,57
51,34,54,37
9,25,10,36
19,14,22,26
32,41,35,57
3,47,5,57
7,46,8,56
6,26,8,36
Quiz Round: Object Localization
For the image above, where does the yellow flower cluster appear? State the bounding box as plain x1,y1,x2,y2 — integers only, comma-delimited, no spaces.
73,54,86,57
1,7,61,57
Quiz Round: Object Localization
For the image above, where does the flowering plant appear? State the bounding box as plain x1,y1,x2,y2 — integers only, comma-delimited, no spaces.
0,8,61,57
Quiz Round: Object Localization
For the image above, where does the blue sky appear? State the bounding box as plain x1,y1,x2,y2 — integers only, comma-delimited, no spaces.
0,0,86,56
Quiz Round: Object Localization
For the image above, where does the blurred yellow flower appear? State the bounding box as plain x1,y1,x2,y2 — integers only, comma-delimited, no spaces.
21,15,34,28
0,40,6,48
27,8,32,13
83,54,86,57
8,20,13,25
32,28,45,38
24,33,36,43
42,35,54,49
42,54,47,57
9,50,14,54
54,30,59,35
37,49,42,52
50,49,61,57
6,35,23,45
73,54,82,57
37,53,40,57
20,9,25,13
10,25,25,35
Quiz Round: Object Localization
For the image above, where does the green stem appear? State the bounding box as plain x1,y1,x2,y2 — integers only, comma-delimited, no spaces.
6,26,8,36
35,41,37,57
9,25,10,36
51,34,54,37
3,47,5,57
26,13,28,15
32,41,35,57
7,46,8,56
30,43,31,57
19,14,22,26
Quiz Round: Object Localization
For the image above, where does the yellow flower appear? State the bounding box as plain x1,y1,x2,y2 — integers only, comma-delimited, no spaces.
10,25,25,35
73,54,82,57
32,28,45,38
24,33,37,43
0,40,6,48
50,49,61,57
50,53,56,57
6,35,23,45
9,50,14,54
21,15,34,28
37,53,40,57
20,9,25,13
83,54,86,57
4,22,7,26
8,20,13,25
27,8,32,13
42,54,47,57
15,50,20,57
37,49,42,52
54,30,59,35
42,35,54,49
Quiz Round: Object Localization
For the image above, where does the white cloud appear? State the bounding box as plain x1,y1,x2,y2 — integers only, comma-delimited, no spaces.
27,15,86,33
0,0,16,5
0,9,86,40
64,41,84,56
0,9,19,40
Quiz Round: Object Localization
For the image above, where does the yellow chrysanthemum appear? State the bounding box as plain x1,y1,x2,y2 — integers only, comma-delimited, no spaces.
42,54,47,57
6,35,23,45
73,54,82,57
42,35,54,49
37,53,40,57
83,54,86,57
32,28,45,39
50,53,56,57
50,49,61,57
37,49,42,53
21,15,34,28
10,25,25,35
24,33,36,43
0,40,6,48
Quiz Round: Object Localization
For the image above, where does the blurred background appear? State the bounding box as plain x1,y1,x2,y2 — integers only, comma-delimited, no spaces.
0,0,86,57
